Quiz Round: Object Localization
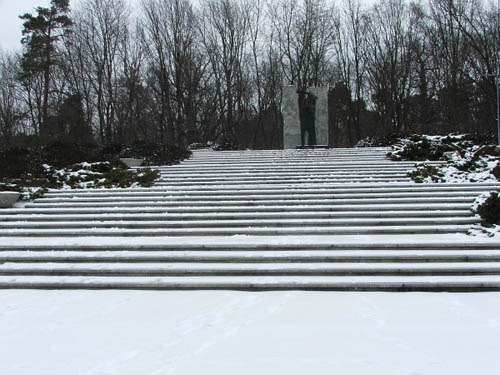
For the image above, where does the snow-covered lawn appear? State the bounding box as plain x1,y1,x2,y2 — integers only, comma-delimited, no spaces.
1,290,499,374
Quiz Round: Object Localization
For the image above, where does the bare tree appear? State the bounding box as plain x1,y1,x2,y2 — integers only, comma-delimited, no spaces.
364,0,417,133
0,52,25,144
268,0,336,88
142,0,205,145
70,0,130,143
448,0,499,131
425,0,474,130
333,0,368,143
199,0,253,142
248,0,284,148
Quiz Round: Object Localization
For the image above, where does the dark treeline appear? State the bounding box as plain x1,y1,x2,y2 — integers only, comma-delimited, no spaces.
0,0,498,149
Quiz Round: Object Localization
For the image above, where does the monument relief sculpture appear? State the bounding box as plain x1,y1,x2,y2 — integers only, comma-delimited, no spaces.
297,88,318,147
282,85,328,149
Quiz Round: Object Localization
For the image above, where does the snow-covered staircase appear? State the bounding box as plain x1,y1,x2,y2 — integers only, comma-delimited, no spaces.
1,147,499,291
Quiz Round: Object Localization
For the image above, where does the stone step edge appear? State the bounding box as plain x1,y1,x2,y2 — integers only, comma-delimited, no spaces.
2,249,500,262
171,162,428,168
3,269,500,277
0,225,473,237
3,241,499,251
23,198,477,208
0,205,475,215
44,182,500,193
0,218,480,229
154,179,414,186
156,175,412,181
41,189,500,198
34,192,488,203
3,261,500,271
1,276,500,291
156,168,420,174
0,210,475,221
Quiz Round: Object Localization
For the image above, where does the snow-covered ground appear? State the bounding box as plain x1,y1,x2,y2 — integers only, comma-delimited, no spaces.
1,290,499,375
2,146,499,373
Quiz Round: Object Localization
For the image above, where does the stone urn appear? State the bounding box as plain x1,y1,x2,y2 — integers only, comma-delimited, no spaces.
120,158,144,168
0,191,20,208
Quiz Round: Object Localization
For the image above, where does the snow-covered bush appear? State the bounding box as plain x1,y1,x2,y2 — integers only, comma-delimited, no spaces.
188,142,210,150
388,134,499,183
389,134,458,161
211,139,243,151
476,192,500,226
0,161,160,200
46,161,160,189
407,164,444,183
355,133,401,147
0,139,189,200
355,137,379,147
388,133,496,161
99,142,191,166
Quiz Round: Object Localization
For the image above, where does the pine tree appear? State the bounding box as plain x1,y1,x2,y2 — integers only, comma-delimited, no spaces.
19,0,72,135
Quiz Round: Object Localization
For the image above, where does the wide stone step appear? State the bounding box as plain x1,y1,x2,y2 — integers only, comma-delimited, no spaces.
156,167,417,175
2,249,500,263
0,217,480,229
44,182,499,194
1,275,500,291
2,237,498,251
0,224,473,236
155,177,413,186
157,172,414,181
32,191,487,204
191,147,389,152
0,203,474,215
157,175,416,183
23,197,476,209
0,210,474,222
174,157,438,163
2,262,500,277
160,158,441,164
180,159,393,165
173,158,442,165
153,165,441,173
41,183,500,198
186,151,390,157
181,153,390,160
161,167,416,174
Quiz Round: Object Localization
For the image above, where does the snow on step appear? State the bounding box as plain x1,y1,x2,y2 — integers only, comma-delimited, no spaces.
0,203,475,215
32,191,489,203
22,197,478,209
41,181,500,194
0,210,475,222
40,183,500,197
0,217,480,229
3,249,500,263
2,262,500,277
2,275,500,291
0,225,474,237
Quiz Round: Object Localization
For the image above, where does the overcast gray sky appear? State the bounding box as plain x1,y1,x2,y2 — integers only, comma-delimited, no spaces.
0,0,142,52
1,0,51,51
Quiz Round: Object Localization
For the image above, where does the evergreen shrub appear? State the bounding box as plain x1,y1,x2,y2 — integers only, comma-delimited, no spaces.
477,192,500,225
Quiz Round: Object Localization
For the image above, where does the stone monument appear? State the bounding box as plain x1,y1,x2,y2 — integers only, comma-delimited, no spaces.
282,85,328,149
